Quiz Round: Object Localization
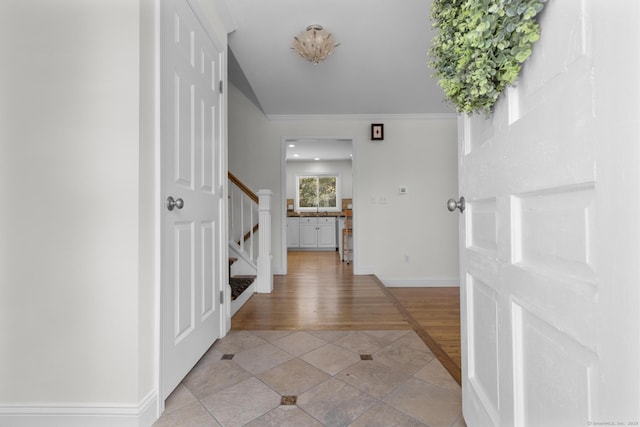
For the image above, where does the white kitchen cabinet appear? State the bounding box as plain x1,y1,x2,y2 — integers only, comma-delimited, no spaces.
299,217,318,248
290,216,336,249
317,217,337,248
287,217,300,248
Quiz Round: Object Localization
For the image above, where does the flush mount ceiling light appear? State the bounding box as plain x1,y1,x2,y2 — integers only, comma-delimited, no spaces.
292,24,340,64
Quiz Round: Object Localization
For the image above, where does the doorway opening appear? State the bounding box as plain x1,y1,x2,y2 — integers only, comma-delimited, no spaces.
280,137,356,274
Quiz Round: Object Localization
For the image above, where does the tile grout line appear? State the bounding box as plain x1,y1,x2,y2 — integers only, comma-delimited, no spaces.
166,329,460,427
233,331,431,426
277,334,427,427
371,275,462,386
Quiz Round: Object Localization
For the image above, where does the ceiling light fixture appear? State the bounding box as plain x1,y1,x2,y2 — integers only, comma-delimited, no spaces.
292,25,339,64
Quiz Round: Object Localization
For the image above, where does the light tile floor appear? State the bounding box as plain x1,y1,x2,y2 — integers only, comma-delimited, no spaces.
153,330,467,427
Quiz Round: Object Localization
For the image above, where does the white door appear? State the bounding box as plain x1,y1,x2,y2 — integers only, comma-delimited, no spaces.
456,2,639,426
161,0,224,399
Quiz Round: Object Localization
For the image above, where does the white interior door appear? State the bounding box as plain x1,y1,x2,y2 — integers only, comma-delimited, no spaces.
161,0,224,399
457,2,639,426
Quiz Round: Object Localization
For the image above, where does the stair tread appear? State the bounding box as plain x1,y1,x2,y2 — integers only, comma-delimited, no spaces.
229,276,256,301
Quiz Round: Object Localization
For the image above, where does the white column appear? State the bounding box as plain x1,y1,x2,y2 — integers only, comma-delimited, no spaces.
256,189,273,293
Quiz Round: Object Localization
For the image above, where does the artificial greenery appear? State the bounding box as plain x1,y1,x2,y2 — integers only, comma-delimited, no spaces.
429,0,545,115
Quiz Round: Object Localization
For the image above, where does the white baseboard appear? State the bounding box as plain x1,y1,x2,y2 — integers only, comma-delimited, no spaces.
354,266,374,275
380,277,459,287
0,391,159,427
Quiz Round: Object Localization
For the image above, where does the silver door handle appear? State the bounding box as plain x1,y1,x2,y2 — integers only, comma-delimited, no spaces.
447,197,465,213
166,196,184,211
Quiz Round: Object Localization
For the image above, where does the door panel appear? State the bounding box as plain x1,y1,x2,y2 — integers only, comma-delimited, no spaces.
512,186,596,283
459,1,639,425
466,276,500,426
162,0,223,399
174,222,195,341
317,223,336,247
299,221,317,247
201,221,216,317
512,303,596,427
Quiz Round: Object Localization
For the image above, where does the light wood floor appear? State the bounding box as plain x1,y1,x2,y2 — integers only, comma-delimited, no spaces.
232,251,462,384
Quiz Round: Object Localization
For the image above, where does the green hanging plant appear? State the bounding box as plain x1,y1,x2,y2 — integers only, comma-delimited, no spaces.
429,0,546,115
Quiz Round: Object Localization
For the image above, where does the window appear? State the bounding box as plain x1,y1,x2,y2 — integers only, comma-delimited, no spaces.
295,174,341,212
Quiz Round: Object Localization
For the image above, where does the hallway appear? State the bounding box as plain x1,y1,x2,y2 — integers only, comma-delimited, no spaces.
232,251,410,330
154,252,465,426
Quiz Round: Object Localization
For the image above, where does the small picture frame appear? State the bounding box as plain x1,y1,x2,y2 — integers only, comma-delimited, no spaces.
371,123,384,141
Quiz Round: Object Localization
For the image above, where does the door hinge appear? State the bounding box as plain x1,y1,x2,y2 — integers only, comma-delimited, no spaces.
220,290,224,304
219,80,223,94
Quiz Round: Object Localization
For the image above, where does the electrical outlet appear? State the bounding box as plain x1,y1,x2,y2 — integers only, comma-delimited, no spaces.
379,196,388,204
370,197,377,204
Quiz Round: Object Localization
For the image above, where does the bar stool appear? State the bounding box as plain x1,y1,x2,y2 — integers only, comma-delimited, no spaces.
342,209,353,264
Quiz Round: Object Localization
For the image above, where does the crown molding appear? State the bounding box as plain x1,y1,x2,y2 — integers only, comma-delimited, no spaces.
266,113,458,121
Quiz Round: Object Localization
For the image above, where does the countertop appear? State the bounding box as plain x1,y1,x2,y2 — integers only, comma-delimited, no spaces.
287,211,347,218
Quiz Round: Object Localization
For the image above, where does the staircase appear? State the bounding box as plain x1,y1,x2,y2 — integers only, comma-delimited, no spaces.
228,257,256,315
228,172,273,316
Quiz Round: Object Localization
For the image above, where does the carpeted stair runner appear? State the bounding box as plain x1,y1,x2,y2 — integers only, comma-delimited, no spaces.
229,276,256,300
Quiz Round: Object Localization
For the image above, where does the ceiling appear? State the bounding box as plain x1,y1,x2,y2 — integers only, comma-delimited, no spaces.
285,138,353,161
223,0,454,118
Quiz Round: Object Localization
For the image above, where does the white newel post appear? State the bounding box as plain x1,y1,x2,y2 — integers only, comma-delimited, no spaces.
256,189,273,293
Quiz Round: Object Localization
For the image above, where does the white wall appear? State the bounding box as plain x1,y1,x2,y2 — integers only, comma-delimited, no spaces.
229,83,459,283
0,0,156,418
357,119,459,284
286,160,353,200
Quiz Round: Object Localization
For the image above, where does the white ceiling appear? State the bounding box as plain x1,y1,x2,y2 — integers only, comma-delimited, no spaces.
223,0,454,118
285,138,353,161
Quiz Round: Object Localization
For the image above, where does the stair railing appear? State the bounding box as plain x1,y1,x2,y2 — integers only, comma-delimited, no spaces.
228,172,273,293
228,172,258,263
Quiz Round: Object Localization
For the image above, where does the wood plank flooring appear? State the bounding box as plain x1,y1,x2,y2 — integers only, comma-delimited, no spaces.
388,287,462,382
231,251,462,383
231,251,409,330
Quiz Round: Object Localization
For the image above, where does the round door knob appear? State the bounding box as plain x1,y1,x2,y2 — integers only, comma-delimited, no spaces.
447,197,465,213
167,196,184,211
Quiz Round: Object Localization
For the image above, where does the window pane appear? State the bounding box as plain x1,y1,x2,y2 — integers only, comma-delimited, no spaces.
318,177,337,208
299,177,318,207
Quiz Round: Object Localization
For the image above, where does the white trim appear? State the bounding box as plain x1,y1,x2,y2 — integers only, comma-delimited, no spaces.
281,136,357,274
280,137,288,275
267,113,458,121
186,0,224,51
0,392,159,427
230,281,256,316
229,242,257,270
355,267,375,275
350,137,358,273
379,277,460,287
211,0,236,32
153,0,163,417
